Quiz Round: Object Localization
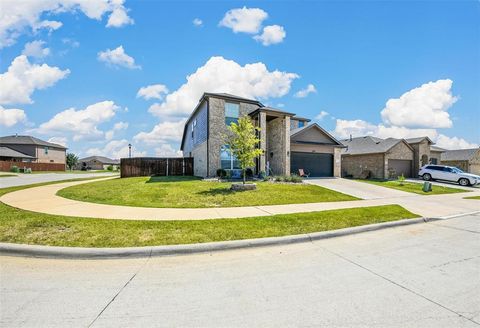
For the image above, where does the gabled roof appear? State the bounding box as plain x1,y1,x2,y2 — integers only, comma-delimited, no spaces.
441,148,480,161
405,136,434,145
0,146,36,159
341,136,413,155
291,116,311,122
0,135,67,149
249,106,295,117
79,156,120,164
430,145,447,152
290,123,344,147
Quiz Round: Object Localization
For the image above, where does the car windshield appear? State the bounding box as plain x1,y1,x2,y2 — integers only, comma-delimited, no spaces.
451,167,464,173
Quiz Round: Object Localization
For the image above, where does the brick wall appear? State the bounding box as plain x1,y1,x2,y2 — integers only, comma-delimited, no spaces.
0,161,65,172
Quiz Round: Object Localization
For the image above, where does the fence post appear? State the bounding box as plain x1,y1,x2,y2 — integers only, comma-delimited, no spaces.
182,158,185,176
166,158,169,176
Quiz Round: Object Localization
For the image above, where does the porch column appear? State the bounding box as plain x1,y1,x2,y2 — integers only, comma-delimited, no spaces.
283,116,291,176
259,111,267,173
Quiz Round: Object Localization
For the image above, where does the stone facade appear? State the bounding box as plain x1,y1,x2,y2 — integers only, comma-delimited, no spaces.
410,140,431,173
266,117,290,175
384,141,414,178
342,154,385,179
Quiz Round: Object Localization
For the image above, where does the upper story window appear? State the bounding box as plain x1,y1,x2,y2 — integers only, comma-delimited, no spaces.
298,121,305,128
191,118,197,139
44,147,49,154
225,102,239,126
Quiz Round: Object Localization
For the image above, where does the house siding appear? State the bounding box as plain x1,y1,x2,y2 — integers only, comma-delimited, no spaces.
35,146,66,164
342,154,385,179
266,117,290,175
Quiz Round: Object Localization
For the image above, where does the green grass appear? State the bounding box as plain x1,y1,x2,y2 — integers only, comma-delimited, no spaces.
464,196,480,200
57,176,359,208
0,174,17,178
356,179,467,195
31,170,118,174
0,180,418,247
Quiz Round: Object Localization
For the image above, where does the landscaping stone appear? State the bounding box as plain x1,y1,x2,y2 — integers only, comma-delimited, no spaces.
230,183,257,191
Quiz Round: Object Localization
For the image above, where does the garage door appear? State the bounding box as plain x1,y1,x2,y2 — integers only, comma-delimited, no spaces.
291,152,333,177
388,159,412,178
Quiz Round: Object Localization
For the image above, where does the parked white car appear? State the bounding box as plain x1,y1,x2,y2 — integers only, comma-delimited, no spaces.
418,165,480,186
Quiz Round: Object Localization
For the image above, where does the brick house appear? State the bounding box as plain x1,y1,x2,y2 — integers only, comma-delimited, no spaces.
0,135,66,165
180,93,344,177
440,148,480,174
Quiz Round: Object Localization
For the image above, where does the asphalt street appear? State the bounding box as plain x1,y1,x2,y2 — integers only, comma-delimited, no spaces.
1,213,479,327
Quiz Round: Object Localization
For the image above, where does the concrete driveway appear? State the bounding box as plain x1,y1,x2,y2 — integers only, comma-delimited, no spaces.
0,172,118,188
306,177,413,199
1,213,479,327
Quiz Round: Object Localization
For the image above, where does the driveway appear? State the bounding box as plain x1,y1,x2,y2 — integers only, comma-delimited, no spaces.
0,172,118,188
1,213,479,327
306,177,413,199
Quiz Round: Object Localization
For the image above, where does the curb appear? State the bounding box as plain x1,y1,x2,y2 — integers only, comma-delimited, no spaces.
0,217,442,259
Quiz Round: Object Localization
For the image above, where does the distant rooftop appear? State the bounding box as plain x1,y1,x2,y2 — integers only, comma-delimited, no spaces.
0,146,35,159
79,155,119,164
341,136,411,155
0,135,67,149
441,148,479,161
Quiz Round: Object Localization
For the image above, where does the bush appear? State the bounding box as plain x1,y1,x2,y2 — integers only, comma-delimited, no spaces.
216,168,227,178
107,165,113,171
397,174,406,186
272,175,303,183
10,165,19,173
25,168,32,174
289,174,303,183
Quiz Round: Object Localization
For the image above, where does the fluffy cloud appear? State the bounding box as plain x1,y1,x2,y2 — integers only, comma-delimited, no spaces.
315,110,329,121
219,7,268,34
105,121,129,140
0,106,27,127
294,84,317,98
34,100,119,141
148,56,298,118
98,45,140,69
137,84,169,100
193,18,203,27
381,79,456,129
333,80,476,149
254,25,286,46
0,55,70,105
86,139,146,159
155,143,182,157
133,120,186,145
22,40,50,58
0,0,133,48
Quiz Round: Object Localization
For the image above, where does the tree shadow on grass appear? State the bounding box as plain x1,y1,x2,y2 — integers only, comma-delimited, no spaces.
146,176,201,183
196,187,250,196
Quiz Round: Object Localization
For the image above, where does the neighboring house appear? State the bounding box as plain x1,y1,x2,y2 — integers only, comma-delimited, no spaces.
180,92,344,177
0,135,66,165
430,145,446,165
440,148,480,174
341,136,414,179
77,156,120,170
0,146,36,162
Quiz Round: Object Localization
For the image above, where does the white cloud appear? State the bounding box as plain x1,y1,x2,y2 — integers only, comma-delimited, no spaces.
0,106,27,127
98,45,140,69
48,136,68,147
148,56,298,118
380,79,457,129
193,18,203,27
294,84,317,98
0,55,70,105
155,143,182,157
254,25,286,46
62,38,80,48
137,84,169,100
315,111,329,121
133,120,186,145
0,0,133,48
86,139,146,159
22,40,50,58
105,121,129,140
34,100,119,141
219,7,268,34
435,135,478,150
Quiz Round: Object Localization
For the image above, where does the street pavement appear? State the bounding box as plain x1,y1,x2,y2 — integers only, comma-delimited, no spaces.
1,213,479,327
0,172,118,188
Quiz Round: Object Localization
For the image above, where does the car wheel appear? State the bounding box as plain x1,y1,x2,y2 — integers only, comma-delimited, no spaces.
458,178,470,186
423,173,432,181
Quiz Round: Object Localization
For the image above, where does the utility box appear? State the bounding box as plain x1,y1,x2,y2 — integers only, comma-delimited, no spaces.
422,181,432,192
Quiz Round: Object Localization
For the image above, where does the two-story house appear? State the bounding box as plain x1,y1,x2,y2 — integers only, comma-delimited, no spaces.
0,135,67,165
180,93,344,177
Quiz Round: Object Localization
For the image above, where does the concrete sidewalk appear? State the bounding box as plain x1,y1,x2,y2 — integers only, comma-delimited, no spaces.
1,178,479,220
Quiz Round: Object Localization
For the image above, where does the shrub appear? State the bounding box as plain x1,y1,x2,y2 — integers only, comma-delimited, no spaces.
25,168,32,174
216,168,227,178
397,174,406,186
289,174,303,183
10,165,19,173
245,168,253,177
107,165,114,171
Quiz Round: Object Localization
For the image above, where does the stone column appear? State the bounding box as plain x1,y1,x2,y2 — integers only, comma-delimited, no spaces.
334,147,342,177
284,116,291,176
259,112,267,173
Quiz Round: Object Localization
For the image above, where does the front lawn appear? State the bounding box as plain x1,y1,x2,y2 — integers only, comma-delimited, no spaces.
356,179,467,195
464,196,480,200
0,180,418,247
57,176,358,208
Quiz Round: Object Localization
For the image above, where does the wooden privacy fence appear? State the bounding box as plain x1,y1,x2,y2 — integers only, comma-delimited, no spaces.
120,157,194,178
0,161,65,172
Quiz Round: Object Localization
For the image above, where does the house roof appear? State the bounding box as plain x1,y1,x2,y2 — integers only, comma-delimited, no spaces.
430,145,447,152
441,148,479,161
341,136,413,155
79,156,120,164
290,123,344,147
249,106,296,117
0,146,36,159
405,136,434,144
0,135,67,149
291,116,311,122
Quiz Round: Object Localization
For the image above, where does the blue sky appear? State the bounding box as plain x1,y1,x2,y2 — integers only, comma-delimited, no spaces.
0,0,478,158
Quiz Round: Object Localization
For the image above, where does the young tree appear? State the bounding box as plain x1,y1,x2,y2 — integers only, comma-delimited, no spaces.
226,116,263,184
66,153,79,171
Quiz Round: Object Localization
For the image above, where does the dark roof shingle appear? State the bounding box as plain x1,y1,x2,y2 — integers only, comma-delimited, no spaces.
0,135,67,149
441,148,479,161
